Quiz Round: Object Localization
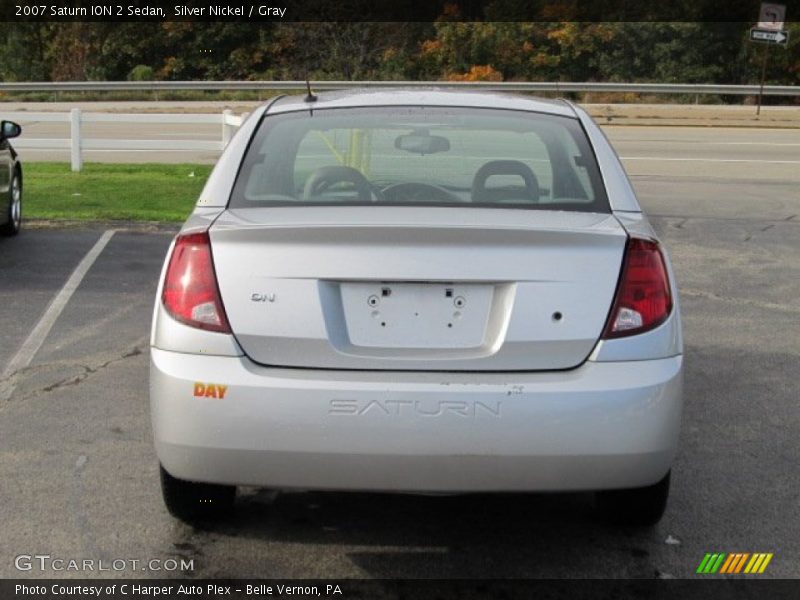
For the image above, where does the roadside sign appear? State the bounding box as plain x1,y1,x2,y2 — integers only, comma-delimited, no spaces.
758,3,786,30
750,28,789,45
752,2,789,116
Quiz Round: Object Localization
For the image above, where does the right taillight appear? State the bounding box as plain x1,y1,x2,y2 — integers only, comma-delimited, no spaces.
162,231,231,334
602,237,672,339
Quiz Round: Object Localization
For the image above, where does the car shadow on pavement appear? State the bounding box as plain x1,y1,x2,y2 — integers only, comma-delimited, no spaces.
189,489,657,578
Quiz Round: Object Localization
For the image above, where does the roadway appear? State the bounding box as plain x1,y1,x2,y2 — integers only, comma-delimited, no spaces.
5,116,800,181
0,123,798,581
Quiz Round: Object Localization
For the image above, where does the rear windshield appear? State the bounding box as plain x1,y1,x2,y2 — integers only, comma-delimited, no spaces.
229,106,609,212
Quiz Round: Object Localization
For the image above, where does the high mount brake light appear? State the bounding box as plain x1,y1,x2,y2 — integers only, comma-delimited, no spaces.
603,237,672,339
162,231,231,334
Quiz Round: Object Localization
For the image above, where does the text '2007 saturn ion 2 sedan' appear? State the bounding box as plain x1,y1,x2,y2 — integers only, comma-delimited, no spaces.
150,90,682,526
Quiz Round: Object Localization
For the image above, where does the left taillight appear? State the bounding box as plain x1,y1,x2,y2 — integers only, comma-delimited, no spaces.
162,231,231,333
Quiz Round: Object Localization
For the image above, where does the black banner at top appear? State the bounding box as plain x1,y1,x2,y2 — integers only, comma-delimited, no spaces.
0,0,778,22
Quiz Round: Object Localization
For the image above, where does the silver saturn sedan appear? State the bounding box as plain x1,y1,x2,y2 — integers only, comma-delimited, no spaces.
151,90,682,526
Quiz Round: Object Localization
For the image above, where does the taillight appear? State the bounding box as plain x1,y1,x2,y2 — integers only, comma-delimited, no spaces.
162,231,231,333
602,237,672,339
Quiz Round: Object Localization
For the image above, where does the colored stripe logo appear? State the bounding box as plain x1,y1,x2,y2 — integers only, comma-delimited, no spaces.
697,553,773,574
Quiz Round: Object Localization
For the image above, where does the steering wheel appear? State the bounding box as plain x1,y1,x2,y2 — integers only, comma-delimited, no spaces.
303,166,377,202
381,182,462,203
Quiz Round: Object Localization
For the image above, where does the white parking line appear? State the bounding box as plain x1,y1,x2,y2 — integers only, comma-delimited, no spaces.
620,157,800,164
0,230,116,400
688,142,800,147
610,140,800,147
18,149,217,154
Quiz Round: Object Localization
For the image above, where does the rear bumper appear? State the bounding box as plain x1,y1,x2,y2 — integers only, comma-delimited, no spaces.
150,348,683,492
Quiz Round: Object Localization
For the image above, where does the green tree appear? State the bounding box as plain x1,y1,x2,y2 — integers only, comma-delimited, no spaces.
0,24,52,81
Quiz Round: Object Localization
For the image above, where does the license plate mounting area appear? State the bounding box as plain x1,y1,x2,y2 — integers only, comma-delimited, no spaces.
340,282,493,349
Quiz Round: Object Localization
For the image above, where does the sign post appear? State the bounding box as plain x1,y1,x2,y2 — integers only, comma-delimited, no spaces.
757,46,769,116
750,3,788,115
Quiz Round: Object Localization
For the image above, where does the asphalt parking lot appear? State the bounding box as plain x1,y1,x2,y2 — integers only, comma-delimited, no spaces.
1,154,799,580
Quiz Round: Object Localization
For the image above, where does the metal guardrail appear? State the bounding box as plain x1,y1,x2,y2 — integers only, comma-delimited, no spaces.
1,80,799,96
2,80,799,171
0,108,244,171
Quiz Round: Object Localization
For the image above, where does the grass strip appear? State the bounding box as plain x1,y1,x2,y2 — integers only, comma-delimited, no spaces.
23,162,212,222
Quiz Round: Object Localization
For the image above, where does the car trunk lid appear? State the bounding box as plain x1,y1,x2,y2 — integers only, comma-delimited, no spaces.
210,206,626,371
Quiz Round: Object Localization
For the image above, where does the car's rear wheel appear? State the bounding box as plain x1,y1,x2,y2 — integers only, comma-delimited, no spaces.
1,171,21,236
595,470,670,526
160,464,236,522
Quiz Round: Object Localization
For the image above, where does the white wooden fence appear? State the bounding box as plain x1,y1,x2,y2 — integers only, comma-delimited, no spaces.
0,108,244,171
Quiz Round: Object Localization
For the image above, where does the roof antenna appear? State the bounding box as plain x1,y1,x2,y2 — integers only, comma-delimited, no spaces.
304,78,317,103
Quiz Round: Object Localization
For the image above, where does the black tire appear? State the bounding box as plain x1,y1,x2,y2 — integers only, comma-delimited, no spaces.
160,464,235,523
0,170,21,236
595,471,670,526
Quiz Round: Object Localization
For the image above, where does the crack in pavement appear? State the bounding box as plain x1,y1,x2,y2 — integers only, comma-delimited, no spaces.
670,218,689,230
650,214,800,226
0,342,146,404
680,288,800,315
744,223,778,242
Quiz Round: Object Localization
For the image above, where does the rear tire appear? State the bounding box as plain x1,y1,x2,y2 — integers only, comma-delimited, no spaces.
1,171,21,237
596,471,670,526
160,464,235,523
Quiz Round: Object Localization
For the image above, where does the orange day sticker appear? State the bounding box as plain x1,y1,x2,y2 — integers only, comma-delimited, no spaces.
193,382,228,399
